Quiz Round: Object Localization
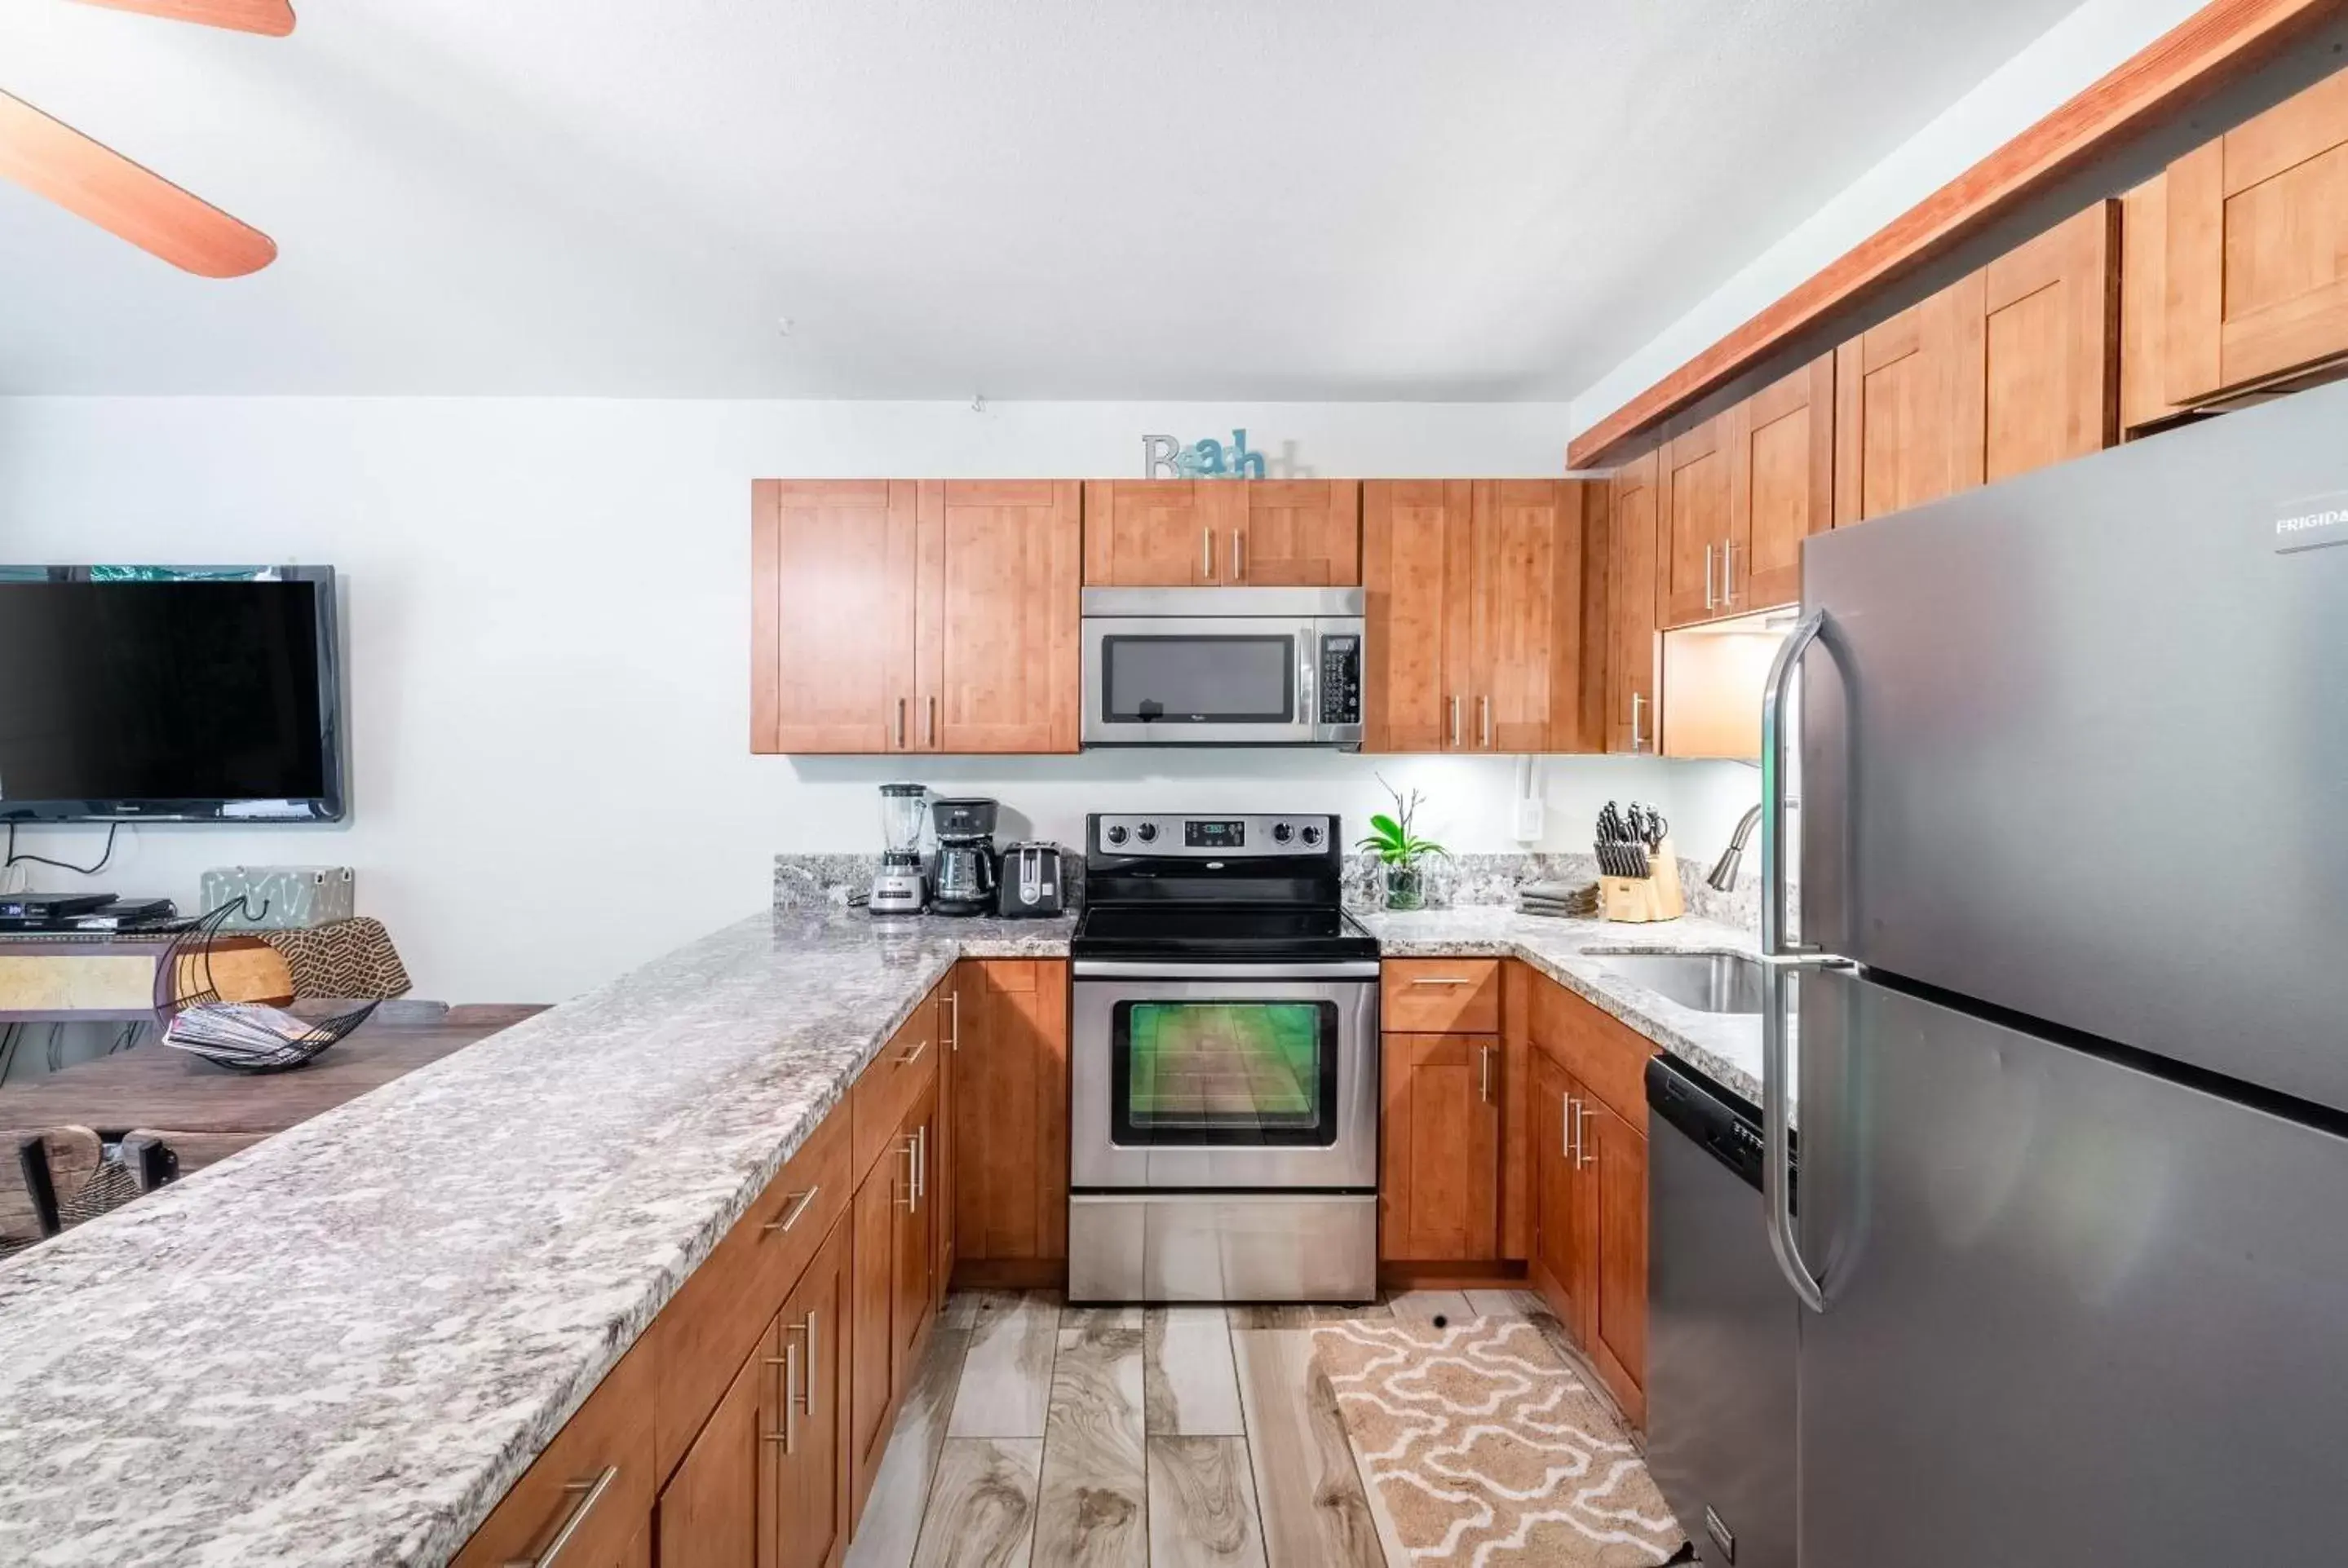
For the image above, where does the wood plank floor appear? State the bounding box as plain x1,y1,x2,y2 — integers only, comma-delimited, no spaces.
852,1289,1659,1568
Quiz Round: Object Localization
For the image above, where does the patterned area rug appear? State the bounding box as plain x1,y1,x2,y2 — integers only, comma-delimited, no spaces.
1313,1318,1687,1566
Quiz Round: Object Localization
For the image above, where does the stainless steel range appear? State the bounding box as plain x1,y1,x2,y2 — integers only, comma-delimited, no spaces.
1067,812,1379,1303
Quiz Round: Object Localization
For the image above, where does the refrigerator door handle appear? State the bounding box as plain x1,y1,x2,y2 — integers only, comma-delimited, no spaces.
1762,607,1827,958
1762,957,1827,1313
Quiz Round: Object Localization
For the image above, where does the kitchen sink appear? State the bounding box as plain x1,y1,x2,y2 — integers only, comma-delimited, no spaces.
1597,952,1767,1014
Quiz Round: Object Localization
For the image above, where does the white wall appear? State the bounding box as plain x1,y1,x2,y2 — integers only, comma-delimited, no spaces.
1567,0,2205,436
0,396,1756,1001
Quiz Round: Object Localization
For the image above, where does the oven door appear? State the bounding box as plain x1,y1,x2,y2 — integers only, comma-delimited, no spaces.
1071,963,1379,1190
1081,616,1326,745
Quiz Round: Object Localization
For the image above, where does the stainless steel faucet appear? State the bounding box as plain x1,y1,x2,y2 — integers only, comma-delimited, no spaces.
1709,803,1764,891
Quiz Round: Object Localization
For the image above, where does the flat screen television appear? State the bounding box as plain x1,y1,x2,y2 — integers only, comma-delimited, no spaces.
0,566,346,823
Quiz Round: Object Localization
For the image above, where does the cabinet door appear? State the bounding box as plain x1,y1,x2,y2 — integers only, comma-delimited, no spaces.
1360,480,1471,753
1971,200,2118,485
753,480,920,754
1584,1097,1650,1429
657,1316,775,1568
951,960,1071,1267
1725,351,1834,612
918,480,1081,754
1659,417,1731,629
775,1217,851,1568
1232,479,1361,585
1833,277,1980,527
847,1167,895,1518
2166,67,2348,407
1466,480,1585,753
893,1084,938,1374
1081,480,1223,585
1380,1032,1500,1263
935,974,959,1294
1529,1052,1583,1334
1606,451,1660,754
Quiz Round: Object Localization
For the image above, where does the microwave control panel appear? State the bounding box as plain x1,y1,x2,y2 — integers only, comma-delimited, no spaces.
1319,634,1362,726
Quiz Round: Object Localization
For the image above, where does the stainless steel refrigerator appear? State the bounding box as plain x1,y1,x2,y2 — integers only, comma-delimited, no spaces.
1758,378,2348,1566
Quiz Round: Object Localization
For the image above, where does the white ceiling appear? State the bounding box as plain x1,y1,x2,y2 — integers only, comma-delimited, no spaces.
0,0,2079,399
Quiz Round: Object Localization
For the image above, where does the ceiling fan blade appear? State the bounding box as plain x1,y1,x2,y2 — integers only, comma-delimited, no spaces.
0,91,275,276
64,0,295,37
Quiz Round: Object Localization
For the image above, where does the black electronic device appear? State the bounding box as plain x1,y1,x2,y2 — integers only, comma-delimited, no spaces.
0,567,346,823
0,895,178,933
0,891,112,922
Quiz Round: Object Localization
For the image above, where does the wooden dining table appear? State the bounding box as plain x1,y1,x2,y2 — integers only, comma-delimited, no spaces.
0,1003,542,1243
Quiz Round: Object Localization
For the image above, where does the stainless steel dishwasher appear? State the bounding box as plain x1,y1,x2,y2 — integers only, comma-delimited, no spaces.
1645,1054,1796,1567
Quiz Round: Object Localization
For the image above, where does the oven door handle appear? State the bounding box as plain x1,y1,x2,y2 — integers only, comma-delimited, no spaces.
1072,961,1384,981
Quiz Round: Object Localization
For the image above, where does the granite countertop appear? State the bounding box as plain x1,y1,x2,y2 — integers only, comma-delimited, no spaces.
0,897,1767,1567
1356,906,1774,1106
0,908,1071,1568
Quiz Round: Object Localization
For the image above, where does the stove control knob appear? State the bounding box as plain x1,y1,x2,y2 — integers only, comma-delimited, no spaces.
1271,821,1294,844
1105,824,1129,846
1134,821,1159,844
1300,823,1323,846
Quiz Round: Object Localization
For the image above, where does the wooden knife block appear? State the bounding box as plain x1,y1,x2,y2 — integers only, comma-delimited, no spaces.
1598,837,1686,923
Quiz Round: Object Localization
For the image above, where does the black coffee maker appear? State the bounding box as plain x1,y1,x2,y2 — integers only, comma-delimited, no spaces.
929,798,1000,917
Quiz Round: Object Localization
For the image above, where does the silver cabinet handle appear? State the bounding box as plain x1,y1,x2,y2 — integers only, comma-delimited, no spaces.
1449,696,1462,749
1231,528,1245,581
1479,1043,1492,1104
895,696,907,749
788,1309,819,1410
1704,542,1718,611
899,1037,928,1067
1721,539,1739,606
502,1465,618,1567
926,694,937,746
914,1125,926,1204
945,989,961,1051
897,1135,919,1212
1575,1101,1594,1169
763,1341,800,1452
762,1186,820,1235
1628,691,1647,752
1562,1093,1576,1160
1201,526,1215,581
1479,694,1491,749
1409,976,1474,987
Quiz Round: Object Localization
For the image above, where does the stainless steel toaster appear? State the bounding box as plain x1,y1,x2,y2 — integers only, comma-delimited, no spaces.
996,842,1067,918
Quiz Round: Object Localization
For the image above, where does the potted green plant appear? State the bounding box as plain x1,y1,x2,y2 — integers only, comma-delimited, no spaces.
1358,777,1448,911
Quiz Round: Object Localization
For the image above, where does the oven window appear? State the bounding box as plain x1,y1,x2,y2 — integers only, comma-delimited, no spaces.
1111,1000,1338,1146
1101,635,1294,724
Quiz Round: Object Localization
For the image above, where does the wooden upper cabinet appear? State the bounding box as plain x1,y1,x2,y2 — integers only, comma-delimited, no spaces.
1659,418,1731,629
1081,480,1223,585
1833,276,1980,526
1360,480,1470,753
1231,479,1361,585
2165,66,2348,409
1725,351,1835,611
1974,200,2118,484
918,481,1081,754
1361,480,1590,754
752,480,918,753
1605,451,1660,754
1837,201,2116,526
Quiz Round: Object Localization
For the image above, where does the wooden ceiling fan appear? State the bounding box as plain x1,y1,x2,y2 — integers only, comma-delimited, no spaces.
0,0,294,277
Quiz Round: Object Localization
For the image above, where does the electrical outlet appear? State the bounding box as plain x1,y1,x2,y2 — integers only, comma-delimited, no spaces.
1513,797,1545,841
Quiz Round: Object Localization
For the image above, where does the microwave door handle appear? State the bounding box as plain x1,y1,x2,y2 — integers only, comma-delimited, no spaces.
1298,628,1318,738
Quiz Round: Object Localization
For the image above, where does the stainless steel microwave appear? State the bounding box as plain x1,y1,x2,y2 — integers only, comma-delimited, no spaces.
1080,587,1365,749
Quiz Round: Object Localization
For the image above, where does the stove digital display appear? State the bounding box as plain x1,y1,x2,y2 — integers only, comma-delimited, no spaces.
1185,819,1245,849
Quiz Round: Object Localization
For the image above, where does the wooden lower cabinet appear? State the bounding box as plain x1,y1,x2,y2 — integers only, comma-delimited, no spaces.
951,959,1070,1279
776,1212,853,1568
656,1314,772,1568
851,1073,941,1518
1524,970,1653,1429
1380,1031,1501,1264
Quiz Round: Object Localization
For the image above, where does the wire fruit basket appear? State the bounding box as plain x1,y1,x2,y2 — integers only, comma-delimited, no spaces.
156,899,378,1074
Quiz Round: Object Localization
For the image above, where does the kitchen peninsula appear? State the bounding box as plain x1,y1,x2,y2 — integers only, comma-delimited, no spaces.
0,896,1759,1566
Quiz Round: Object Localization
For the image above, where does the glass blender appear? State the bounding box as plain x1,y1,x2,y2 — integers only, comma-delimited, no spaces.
871,784,929,915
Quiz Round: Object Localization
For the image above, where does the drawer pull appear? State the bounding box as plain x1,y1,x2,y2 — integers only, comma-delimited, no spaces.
502,1464,618,1568
898,1038,929,1067
1409,977,1475,987
762,1185,821,1236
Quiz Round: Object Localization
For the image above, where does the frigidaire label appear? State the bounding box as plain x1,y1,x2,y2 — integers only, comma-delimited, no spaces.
2272,490,2348,554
